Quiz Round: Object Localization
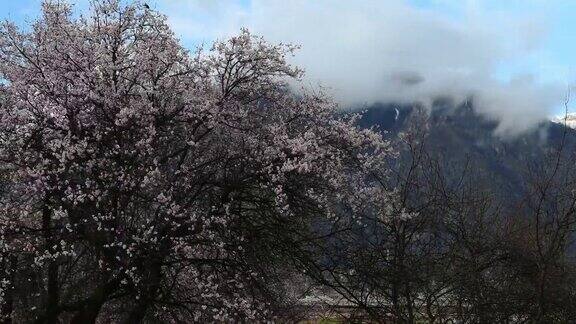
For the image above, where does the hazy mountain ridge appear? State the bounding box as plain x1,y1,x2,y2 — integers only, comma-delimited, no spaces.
358,100,576,201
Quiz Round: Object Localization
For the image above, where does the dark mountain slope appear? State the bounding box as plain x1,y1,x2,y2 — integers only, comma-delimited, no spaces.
357,100,576,202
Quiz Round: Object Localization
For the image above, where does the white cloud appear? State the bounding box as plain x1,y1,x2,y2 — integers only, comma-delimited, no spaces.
155,0,567,135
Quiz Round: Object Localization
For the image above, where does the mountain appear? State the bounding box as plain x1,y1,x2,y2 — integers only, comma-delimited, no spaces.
357,100,576,202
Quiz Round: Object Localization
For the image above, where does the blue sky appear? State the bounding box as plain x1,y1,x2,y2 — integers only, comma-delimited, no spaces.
412,0,576,86
1,0,575,131
3,0,574,85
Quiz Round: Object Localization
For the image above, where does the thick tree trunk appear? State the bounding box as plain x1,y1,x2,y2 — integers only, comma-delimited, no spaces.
69,279,119,324
34,203,60,324
70,301,104,324
122,261,162,324
0,256,16,324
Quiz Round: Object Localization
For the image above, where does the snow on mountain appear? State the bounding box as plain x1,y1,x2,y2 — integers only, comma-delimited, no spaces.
552,113,576,129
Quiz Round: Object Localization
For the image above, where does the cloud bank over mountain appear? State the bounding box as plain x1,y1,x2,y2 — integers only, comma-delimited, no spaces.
160,0,567,135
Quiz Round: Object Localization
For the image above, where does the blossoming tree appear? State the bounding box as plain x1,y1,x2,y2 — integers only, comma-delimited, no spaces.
0,1,393,322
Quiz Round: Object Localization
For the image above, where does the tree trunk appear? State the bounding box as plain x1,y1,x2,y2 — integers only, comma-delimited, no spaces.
0,256,16,324
122,261,162,324
70,278,119,324
36,203,60,324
